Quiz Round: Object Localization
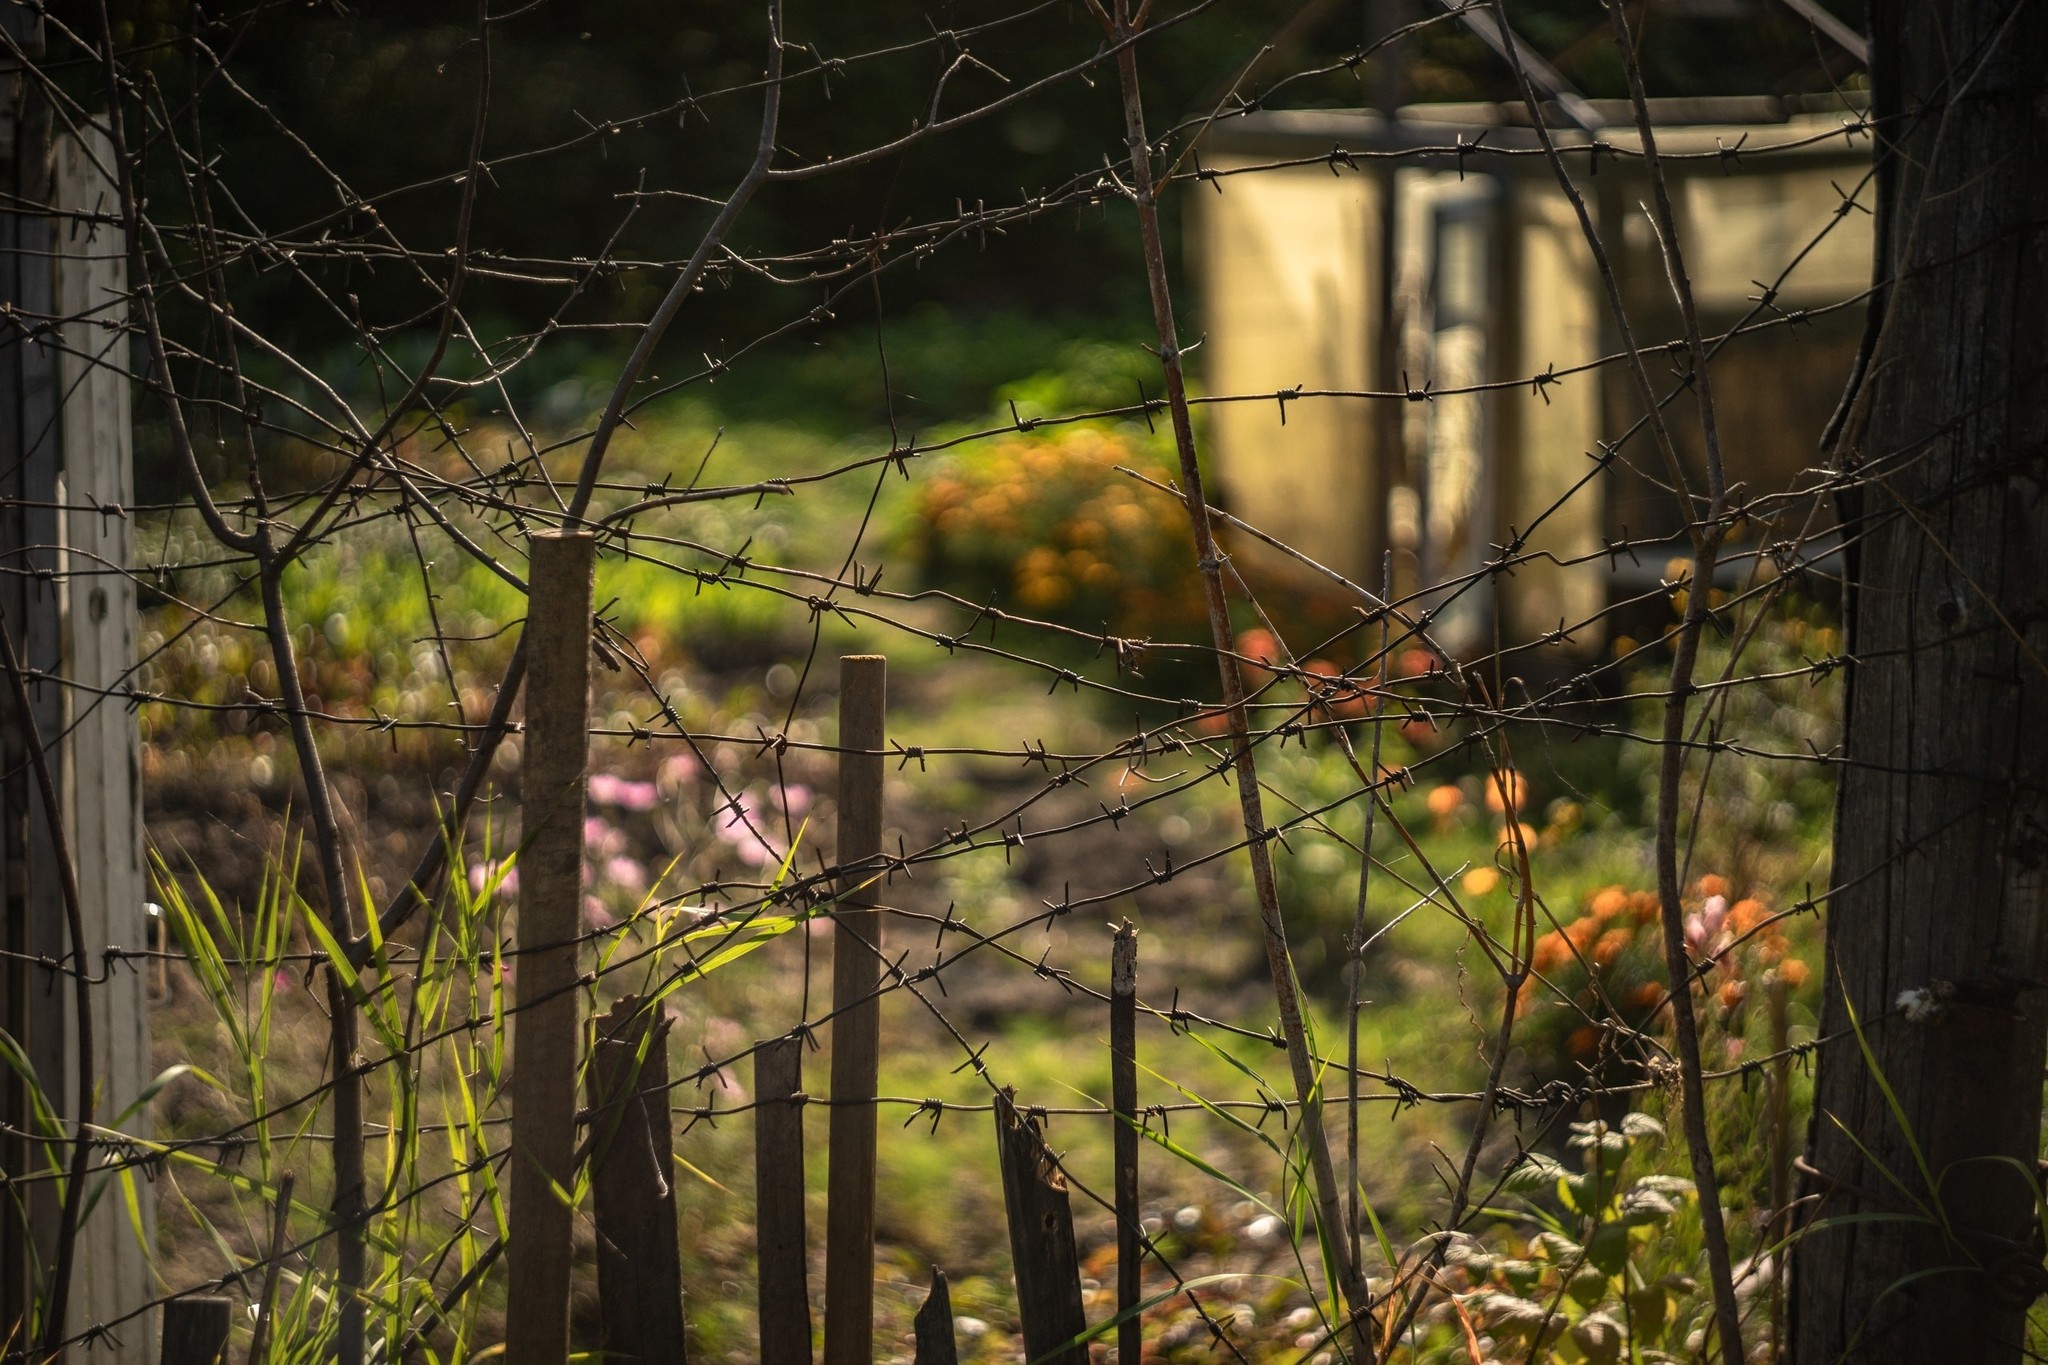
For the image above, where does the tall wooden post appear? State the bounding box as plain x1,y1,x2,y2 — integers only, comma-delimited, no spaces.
823,655,885,1365
505,531,595,1365
53,123,152,1364
1793,3,2048,1360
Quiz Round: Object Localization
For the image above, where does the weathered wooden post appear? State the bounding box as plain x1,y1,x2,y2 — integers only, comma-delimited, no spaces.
505,531,595,1365
911,1269,958,1365
157,1297,229,1365
754,1034,811,1365
823,655,885,1365
589,995,687,1365
994,1089,1087,1365
1110,921,1141,1362
53,119,153,1365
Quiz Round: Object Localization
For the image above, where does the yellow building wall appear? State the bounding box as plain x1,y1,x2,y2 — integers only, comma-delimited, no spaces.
1509,186,1606,643
1193,156,1382,586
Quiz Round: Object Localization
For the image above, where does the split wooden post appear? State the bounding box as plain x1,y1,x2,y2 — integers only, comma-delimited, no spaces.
823,656,886,1365
158,1296,229,1365
755,1034,812,1364
911,1269,958,1365
589,996,687,1365
994,1089,1087,1365
1111,922,1142,1362
505,531,595,1365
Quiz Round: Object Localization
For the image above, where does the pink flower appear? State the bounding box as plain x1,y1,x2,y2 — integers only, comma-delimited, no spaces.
1685,895,1731,954
274,969,293,992
1701,894,1729,937
657,751,702,791
583,896,617,931
589,773,660,812
776,783,812,816
604,855,648,892
583,817,625,858
732,836,777,868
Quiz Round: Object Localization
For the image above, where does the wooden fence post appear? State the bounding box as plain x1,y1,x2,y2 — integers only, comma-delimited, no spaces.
911,1269,957,1365
51,122,153,1365
1111,921,1141,1362
158,1296,229,1365
823,655,885,1365
505,531,595,1365
994,1089,1087,1365
589,995,686,1365
754,1034,811,1365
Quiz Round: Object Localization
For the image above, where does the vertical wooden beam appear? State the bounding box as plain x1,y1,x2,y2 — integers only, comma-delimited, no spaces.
157,1297,229,1365
505,531,595,1365
994,1089,1087,1365
0,9,65,1332
911,1269,957,1365
823,655,885,1365
52,122,152,1365
754,1034,811,1365
1110,922,1141,1362
589,996,686,1365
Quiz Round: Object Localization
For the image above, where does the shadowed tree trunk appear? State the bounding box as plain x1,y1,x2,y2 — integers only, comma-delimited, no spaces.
1793,1,2048,1360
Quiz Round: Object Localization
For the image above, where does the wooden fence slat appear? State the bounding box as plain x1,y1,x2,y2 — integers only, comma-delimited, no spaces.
754,1034,812,1365
994,1089,1087,1365
158,1296,229,1365
590,995,687,1365
823,655,886,1365
505,531,596,1365
911,1269,958,1365
1111,921,1141,1362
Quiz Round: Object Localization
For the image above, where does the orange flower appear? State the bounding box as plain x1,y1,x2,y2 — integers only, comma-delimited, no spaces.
1235,629,1280,674
1532,932,1570,974
1565,916,1602,950
1303,658,1368,720
1426,784,1466,822
1718,979,1748,1011
1778,958,1811,988
1567,1026,1602,1058
1698,874,1731,900
1462,867,1502,897
1591,927,1633,968
1628,891,1662,925
1628,982,1666,1010
1590,886,1630,920
1729,898,1769,935
1397,647,1438,678
1484,768,1527,814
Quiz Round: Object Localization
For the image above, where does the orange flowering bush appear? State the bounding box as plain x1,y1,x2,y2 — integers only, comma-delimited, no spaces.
1518,874,1810,1074
909,426,1207,646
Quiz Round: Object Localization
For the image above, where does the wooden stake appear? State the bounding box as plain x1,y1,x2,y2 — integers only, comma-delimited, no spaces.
158,1296,229,1365
590,996,687,1365
911,1269,958,1365
823,656,885,1365
994,1089,1087,1365
754,1034,812,1365
1111,921,1141,1362
506,531,595,1365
